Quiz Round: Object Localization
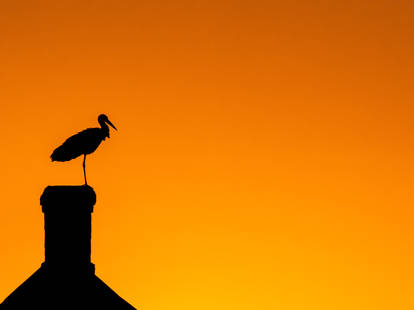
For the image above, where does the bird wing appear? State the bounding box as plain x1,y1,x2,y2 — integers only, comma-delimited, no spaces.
51,128,103,162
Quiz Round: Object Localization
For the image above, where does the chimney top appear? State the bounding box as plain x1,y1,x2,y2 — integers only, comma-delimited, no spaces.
41,185,96,213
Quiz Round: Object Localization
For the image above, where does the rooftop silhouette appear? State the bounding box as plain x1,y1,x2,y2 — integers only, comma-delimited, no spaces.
1,186,136,309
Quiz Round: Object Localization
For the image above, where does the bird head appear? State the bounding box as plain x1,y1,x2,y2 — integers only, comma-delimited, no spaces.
98,114,117,131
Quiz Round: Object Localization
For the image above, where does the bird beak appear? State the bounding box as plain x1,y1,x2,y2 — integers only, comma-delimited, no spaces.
106,119,117,131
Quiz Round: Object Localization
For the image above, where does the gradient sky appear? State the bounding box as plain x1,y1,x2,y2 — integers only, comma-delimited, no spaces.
1,1,414,309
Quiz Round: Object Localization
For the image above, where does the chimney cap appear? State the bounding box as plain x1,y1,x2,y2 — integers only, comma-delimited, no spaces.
41,185,96,213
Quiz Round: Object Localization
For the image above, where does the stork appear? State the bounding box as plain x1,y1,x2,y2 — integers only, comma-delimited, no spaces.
51,114,117,185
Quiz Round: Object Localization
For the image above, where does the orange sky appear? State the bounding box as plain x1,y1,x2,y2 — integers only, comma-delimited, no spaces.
1,1,414,309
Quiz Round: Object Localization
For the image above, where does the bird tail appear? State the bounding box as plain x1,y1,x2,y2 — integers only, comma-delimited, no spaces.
51,144,79,162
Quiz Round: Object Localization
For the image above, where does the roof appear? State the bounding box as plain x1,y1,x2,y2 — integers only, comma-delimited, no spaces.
1,265,136,309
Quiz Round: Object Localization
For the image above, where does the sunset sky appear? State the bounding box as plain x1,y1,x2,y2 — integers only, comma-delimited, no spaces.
1,1,414,309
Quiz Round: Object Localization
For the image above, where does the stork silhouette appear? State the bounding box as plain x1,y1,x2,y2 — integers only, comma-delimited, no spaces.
51,114,117,185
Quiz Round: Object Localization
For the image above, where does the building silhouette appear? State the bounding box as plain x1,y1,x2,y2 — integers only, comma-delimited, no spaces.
1,185,136,309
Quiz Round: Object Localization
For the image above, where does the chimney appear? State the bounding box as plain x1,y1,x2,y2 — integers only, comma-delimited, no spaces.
40,185,96,275
2,185,136,309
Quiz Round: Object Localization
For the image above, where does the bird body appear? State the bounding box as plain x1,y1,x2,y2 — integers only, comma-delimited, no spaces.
51,128,106,162
51,114,117,184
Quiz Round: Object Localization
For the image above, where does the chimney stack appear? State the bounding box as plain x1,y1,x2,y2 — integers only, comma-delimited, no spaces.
40,185,96,275
2,185,136,309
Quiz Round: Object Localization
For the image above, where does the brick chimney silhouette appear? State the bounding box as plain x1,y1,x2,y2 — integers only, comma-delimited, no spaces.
42,186,95,275
1,186,136,309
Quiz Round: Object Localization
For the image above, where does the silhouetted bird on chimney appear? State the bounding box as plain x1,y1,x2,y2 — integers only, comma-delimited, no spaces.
51,114,117,185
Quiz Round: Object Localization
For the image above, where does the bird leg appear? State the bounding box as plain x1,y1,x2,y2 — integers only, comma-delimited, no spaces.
83,154,87,185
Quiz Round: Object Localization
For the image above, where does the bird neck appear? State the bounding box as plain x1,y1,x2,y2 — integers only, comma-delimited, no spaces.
99,120,110,138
